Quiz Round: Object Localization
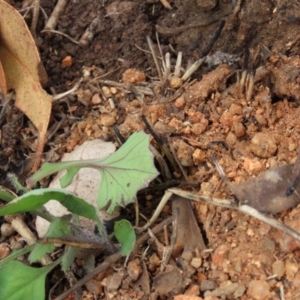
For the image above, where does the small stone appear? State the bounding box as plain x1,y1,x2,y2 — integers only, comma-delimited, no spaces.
1,223,15,237
127,259,142,281
110,87,118,94
220,111,233,127
185,284,200,296
192,149,206,165
102,86,112,98
285,259,299,281
0,243,11,259
211,282,239,297
289,143,297,151
250,133,277,158
170,76,183,89
172,139,194,167
82,89,93,102
100,112,117,127
232,122,246,138
233,285,246,298
86,279,103,295
200,280,217,291
228,103,242,115
247,280,271,300
212,244,230,267
190,257,202,268
255,114,267,126
148,253,160,271
174,295,202,300
243,157,264,174
272,260,285,279
107,270,125,291
62,55,72,67
182,250,193,262
174,96,186,108
91,93,102,105
191,123,206,135
122,68,146,84
226,132,237,145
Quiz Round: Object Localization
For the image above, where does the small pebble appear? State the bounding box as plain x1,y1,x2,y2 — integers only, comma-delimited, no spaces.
91,93,102,105
272,260,285,279
102,86,112,98
127,259,142,281
170,76,183,89
250,133,277,158
0,243,11,259
247,280,270,300
1,223,15,237
190,257,202,268
200,280,217,292
174,96,186,108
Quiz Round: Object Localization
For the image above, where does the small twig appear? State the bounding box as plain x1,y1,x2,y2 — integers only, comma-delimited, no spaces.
160,209,178,272
142,115,180,173
146,35,163,81
174,51,182,77
31,0,40,36
41,29,80,45
78,17,101,47
52,79,81,101
44,0,68,31
159,0,172,9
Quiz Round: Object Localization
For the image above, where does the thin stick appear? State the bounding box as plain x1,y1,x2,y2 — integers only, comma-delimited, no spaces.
159,0,172,9
168,188,300,244
41,29,80,45
146,35,163,81
31,0,40,35
78,17,101,47
44,0,68,31
174,51,182,77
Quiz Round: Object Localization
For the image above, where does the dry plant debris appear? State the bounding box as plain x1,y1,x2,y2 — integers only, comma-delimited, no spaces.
0,0,52,171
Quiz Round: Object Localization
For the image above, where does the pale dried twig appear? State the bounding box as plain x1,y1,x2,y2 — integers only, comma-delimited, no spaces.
44,0,68,31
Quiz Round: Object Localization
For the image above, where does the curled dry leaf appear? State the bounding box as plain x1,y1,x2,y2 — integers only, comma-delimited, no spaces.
0,1,52,171
0,60,6,98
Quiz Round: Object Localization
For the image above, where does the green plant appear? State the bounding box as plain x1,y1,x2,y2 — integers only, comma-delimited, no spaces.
0,131,159,300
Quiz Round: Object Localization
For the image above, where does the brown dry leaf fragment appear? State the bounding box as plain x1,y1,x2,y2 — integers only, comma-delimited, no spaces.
0,1,52,171
172,196,206,257
230,164,300,214
0,60,6,97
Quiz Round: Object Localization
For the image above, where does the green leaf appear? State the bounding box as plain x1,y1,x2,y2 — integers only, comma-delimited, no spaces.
29,217,72,263
28,243,55,264
60,167,80,188
0,259,61,300
0,188,98,221
27,131,159,214
46,215,72,237
95,131,159,213
62,246,78,271
114,219,136,256
0,186,15,202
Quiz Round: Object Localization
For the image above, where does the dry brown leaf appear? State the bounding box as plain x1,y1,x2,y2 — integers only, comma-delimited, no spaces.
0,0,52,171
0,60,6,98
